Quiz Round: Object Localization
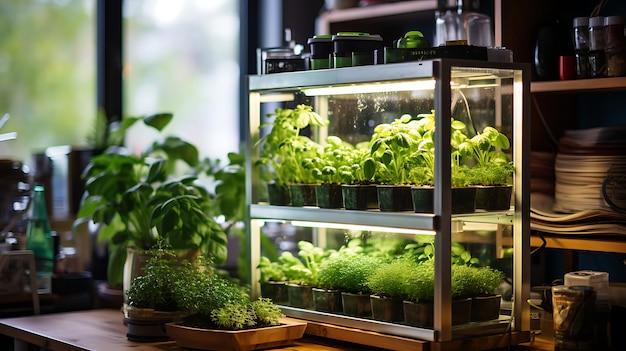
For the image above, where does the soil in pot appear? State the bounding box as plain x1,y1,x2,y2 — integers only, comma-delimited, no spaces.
341,292,372,318
370,295,404,322
316,184,343,209
288,184,317,207
376,185,413,212
342,184,378,210
470,295,502,322
261,281,288,304
475,185,513,211
312,288,343,313
267,182,290,206
403,298,472,328
287,284,314,309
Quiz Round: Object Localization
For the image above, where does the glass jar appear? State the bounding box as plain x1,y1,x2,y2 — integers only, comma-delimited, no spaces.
588,16,607,78
604,15,626,77
573,17,590,79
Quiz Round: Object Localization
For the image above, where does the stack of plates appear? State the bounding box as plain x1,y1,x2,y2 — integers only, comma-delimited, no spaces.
553,126,626,213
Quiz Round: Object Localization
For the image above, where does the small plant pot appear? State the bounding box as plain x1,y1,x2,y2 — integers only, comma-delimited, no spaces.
267,182,290,206
316,184,344,209
403,298,472,327
312,288,343,313
370,295,404,322
261,281,288,304
341,184,378,210
411,186,434,213
287,284,314,309
288,184,317,207
474,185,513,211
341,292,372,318
376,185,413,212
451,187,477,214
470,295,502,322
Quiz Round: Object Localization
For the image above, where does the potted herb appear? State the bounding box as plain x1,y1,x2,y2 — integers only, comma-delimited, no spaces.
72,113,228,293
255,104,327,206
303,136,353,209
453,265,505,322
164,258,307,350
369,114,425,211
317,250,385,317
257,256,288,304
458,125,514,211
124,245,199,341
365,257,415,322
338,143,379,210
273,241,328,309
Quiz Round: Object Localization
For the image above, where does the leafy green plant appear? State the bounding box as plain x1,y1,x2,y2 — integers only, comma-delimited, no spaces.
452,265,505,298
337,143,378,185
366,257,416,299
274,241,327,286
303,136,355,185
72,113,228,289
257,256,287,283
317,251,385,294
457,125,514,186
255,104,328,186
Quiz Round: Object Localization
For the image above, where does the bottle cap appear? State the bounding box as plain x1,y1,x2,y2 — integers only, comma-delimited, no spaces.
573,17,589,27
605,16,625,26
589,16,605,28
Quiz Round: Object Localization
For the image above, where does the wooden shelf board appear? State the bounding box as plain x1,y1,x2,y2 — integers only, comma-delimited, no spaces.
531,77,626,93
531,235,626,253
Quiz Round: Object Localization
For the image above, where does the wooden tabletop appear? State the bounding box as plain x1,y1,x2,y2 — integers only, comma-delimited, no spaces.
0,308,553,351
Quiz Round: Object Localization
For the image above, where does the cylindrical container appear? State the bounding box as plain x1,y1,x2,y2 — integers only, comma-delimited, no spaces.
588,16,607,78
573,17,590,79
552,285,597,350
307,35,333,70
604,15,626,77
25,184,57,293
331,32,383,68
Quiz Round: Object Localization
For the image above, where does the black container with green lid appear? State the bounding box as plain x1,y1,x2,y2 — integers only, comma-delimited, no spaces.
307,35,333,70
331,32,383,68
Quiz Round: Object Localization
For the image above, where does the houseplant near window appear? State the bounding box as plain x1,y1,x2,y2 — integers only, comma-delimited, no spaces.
72,113,228,292
255,104,327,206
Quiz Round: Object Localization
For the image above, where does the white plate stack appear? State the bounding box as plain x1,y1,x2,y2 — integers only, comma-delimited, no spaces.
553,126,626,213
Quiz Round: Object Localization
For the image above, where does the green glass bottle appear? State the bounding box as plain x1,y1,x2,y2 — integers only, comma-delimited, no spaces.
25,183,55,293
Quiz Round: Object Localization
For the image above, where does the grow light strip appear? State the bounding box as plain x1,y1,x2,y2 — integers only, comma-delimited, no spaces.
302,79,436,96
290,220,437,235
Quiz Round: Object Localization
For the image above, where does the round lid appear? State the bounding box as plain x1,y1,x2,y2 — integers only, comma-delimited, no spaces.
573,17,589,27
332,32,383,41
307,35,332,44
604,15,625,26
589,16,605,28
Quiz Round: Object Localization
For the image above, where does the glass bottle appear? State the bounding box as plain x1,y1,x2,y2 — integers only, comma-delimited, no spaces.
25,183,56,293
588,16,607,78
604,15,626,77
573,17,590,79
